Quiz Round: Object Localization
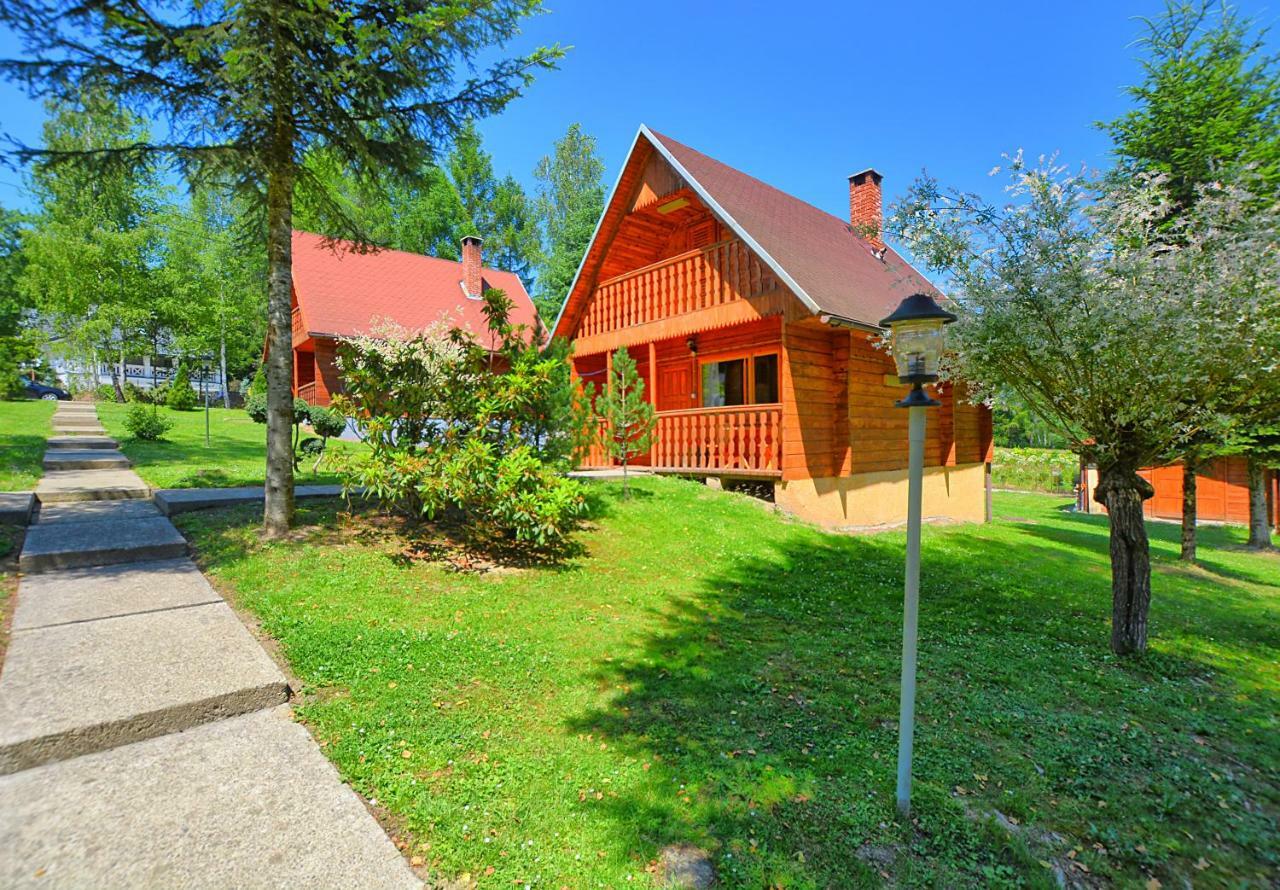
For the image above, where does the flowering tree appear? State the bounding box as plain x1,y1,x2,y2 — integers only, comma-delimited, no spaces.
331,301,586,553
893,156,1280,654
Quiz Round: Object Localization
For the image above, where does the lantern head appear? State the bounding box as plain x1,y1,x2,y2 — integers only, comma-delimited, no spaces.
879,293,956,384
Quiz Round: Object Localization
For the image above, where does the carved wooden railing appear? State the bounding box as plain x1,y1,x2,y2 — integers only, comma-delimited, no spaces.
580,239,778,338
291,306,304,343
297,381,319,406
652,405,782,476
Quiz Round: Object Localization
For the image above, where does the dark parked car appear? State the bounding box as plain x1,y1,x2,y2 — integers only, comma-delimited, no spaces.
19,378,70,400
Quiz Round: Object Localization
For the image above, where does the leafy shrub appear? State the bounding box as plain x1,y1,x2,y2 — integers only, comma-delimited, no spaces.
94,383,118,402
123,404,173,441
332,295,587,554
245,365,267,400
245,392,267,423
123,382,153,403
165,366,198,410
308,405,347,440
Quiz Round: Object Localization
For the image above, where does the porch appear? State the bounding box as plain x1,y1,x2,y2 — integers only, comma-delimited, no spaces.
575,314,785,479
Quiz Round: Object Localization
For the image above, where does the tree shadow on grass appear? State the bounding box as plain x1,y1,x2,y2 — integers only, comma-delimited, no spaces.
568,525,1280,886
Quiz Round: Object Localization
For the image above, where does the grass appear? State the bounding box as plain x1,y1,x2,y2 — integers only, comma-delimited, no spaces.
97,402,365,489
177,481,1280,888
992,447,1078,494
0,399,56,491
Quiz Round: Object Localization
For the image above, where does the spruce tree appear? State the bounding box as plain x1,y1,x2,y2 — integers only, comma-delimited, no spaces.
0,0,561,535
596,347,655,498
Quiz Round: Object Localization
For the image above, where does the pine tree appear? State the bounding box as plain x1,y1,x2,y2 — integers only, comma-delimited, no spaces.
0,0,561,536
533,123,605,321
596,347,655,498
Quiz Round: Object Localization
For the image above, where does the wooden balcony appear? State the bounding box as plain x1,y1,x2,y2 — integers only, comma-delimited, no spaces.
291,306,304,344
297,381,319,406
579,239,778,339
582,405,782,478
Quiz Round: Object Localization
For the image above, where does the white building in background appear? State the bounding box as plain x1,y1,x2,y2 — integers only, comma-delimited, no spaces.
49,352,227,399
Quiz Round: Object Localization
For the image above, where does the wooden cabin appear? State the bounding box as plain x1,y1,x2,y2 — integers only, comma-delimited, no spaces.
552,126,993,529
1079,457,1280,529
287,230,538,406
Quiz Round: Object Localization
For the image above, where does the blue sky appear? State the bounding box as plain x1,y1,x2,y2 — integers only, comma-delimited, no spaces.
2,0,1277,222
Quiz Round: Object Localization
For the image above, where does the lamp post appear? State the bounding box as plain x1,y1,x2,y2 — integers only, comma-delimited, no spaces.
879,292,956,816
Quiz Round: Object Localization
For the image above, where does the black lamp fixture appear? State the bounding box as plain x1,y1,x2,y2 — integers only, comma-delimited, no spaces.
686,336,698,355
879,292,956,408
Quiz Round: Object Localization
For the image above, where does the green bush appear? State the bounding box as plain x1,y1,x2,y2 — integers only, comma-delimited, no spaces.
124,382,154,403
94,383,118,402
331,294,587,554
123,404,174,441
245,365,267,400
308,405,347,440
165,367,198,411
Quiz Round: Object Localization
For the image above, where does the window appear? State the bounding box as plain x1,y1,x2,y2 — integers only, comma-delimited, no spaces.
701,358,746,407
753,353,779,403
699,351,780,406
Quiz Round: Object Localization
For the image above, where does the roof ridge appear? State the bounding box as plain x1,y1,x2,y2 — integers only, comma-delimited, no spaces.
645,130,863,239
291,229,512,277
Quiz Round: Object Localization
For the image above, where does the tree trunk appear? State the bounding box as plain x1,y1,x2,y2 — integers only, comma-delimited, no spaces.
1246,455,1272,550
1095,464,1156,655
115,345,126,402
1180,459,1197,561
263,161,296,537
219,281,230,409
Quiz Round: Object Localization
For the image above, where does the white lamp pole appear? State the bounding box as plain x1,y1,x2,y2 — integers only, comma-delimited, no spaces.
879,292,956,817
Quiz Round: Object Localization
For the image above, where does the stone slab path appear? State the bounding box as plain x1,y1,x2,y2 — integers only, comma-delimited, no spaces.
0,403,420,888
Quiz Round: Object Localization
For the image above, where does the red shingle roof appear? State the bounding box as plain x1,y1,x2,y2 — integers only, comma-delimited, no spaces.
291,230,538,341
645,129,937,328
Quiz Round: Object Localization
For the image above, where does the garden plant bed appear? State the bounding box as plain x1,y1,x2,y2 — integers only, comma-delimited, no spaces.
176,479,1280,888
96,402,364,489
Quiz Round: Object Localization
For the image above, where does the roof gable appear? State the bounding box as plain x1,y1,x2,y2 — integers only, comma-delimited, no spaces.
552,126,936,340
290,230,538,341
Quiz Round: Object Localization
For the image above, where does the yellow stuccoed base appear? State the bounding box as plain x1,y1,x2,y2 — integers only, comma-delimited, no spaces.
774,462,988,531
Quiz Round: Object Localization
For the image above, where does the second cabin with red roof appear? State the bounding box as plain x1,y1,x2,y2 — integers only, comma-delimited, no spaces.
288,230,538,408
552,126,993,529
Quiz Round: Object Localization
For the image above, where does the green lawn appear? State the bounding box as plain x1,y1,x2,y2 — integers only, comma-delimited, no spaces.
0,399,55,490
97,402,365,489
991,447,1078,494
176,482,1279,888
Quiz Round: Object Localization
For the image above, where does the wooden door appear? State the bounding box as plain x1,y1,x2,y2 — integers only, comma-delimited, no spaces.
657,361,696,411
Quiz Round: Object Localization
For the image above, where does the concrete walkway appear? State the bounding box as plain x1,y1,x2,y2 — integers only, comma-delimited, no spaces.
0,402,420,889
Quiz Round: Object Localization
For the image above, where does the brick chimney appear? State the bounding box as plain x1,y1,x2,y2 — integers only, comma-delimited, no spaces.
848,168,884,251
461,235,483,298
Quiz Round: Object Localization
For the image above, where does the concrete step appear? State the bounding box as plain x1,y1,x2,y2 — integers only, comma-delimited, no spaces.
46,435,118,451
50,424,105,435
36,500,160,525
0,707,420,889
53,404,97,415
42,450,131,471
0,594,290,774
154,484,345,516
12,558,220,632
19,515,187,572
35,469,149,504
0,493,35,526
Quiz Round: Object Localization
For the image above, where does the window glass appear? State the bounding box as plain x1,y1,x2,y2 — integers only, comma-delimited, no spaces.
701,358,746,407
753,353,779,403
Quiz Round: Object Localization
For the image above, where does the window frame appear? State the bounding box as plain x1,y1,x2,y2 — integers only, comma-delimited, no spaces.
697,347,781,408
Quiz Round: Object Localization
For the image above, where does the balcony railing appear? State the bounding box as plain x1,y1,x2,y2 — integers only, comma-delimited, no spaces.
297,381,319,406
581,405,782,477
653,405,782,475
579,239,778,338
291,306,304,343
